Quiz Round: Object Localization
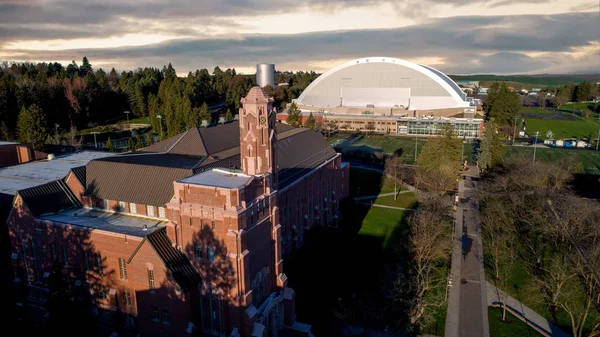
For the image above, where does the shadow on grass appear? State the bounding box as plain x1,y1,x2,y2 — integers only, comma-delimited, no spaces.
285,167,420,336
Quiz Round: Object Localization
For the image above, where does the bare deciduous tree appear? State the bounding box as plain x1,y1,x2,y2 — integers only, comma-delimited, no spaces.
392,200,451,331
384,155,404,200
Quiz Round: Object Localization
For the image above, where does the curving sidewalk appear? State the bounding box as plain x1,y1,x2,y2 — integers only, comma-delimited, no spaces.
486,282,571,337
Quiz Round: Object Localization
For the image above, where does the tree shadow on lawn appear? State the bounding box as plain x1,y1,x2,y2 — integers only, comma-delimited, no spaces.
285,200,416,335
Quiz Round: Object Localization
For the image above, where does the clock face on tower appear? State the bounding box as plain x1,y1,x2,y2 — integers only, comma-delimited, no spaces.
259,116,266,125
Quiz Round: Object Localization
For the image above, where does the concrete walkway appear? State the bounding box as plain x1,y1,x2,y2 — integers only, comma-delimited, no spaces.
355,202,416,211
445,167,490,337
354,189,413,201
486,282,571,337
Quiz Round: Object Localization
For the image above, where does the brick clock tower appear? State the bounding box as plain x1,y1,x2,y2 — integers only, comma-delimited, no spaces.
239,86,278,191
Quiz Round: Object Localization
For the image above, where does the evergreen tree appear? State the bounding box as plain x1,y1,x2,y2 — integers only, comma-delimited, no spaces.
105,137,115,152
199,102,211,125
135,134,143,149
304,112,316,129
225,108,234,121
484,82,520,127
415,124,462,195
17,104,48,150
477,119,505,172
145,133,154,146
127,137,133,151
286,102,302,128
80,56,93,76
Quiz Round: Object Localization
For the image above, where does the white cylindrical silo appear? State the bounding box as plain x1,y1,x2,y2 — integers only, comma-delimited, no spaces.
256,63,275,88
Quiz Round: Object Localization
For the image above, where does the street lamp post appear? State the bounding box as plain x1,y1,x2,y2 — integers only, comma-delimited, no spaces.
512,116,518,145
91,131,100,148
157,115,164,140
461,135,467,168
596,115,600,151
533,131,540,162
124,111,131,137
414,137,418,163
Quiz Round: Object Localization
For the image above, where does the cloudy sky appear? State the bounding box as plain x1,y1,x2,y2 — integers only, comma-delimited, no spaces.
0,0,598,75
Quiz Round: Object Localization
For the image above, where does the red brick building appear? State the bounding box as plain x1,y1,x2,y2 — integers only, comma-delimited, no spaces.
6,87,350,337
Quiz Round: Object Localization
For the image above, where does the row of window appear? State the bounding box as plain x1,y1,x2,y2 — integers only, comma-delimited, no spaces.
99,199,166,219
194,245,216,262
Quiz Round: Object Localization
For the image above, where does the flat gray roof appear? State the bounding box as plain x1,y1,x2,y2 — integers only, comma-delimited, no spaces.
39,208,165,237
178,169,252,189
0,151,116,196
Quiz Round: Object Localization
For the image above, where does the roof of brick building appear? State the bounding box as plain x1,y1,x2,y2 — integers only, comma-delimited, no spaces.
147,228,202,291
82,121,337,206
19,180,80,217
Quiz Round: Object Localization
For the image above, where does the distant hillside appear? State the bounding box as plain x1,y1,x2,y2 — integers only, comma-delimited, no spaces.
448,74,600,87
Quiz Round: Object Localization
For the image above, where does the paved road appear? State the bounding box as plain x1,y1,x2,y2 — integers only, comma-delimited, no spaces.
445,167,489,337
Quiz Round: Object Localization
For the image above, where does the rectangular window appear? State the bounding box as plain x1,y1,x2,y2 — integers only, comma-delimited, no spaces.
122,290,131,307
158,207,166,218
148,269,155,291
194,244,203,260
84,251,90,271
119,201,126,212
208,247,215,262
118,258,128,281
211,220,215,230
129,203,137,214
51,243,57,262
97,253,103,276
151,306,160,322
161,309,170,324
62,246,69,267
147,206,155,217
97,286,107,300
200,218,204,227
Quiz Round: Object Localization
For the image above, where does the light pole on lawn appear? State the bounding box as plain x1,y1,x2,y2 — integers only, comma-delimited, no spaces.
512,116,518,145
91,131,100,148
124,110,131,137
157,115,164,140
414,137,418,163
596,115,600,151
533,131,540,162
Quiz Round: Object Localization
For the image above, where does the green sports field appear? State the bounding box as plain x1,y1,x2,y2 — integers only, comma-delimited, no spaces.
504,146,600,175
329,133,476,164
524,118,600,140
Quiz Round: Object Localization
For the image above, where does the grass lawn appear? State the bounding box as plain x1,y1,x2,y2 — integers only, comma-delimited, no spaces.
357,206,408,248
488,307,544,337
521,107,555,115
373,192,417,209
330,133,477,165
484,243,599,335
503,146,600,175
524,118,599,140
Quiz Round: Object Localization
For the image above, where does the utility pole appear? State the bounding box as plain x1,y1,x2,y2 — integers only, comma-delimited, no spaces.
532,131,539,162
157,115,164,140
91,131,100,148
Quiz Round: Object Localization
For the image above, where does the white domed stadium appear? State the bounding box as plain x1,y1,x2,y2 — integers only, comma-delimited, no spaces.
296,57,469,111
281,57,483,138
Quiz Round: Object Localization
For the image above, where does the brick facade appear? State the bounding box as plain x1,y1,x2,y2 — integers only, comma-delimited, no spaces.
6,87,350,337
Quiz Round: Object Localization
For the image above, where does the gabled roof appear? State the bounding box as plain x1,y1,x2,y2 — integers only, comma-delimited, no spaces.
70,166,86,186
19,180,80,217
147,228,202,292
85,157,196,207
84,121,338,206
